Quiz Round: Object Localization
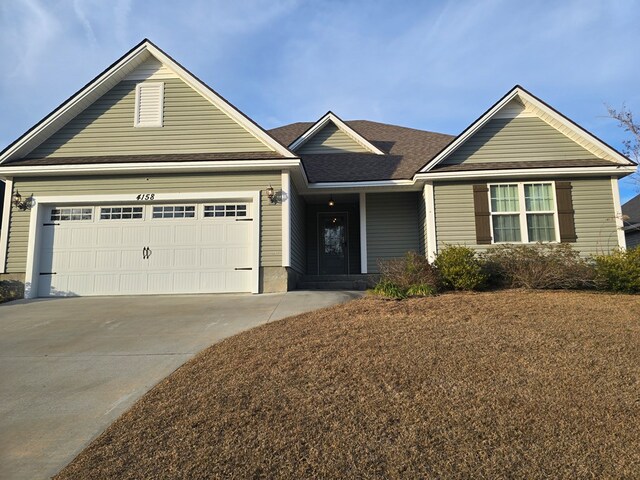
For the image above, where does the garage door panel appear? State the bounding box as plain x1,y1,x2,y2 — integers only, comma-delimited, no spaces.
175,225,198,244
201,224,225,242
68,251,96,270
174,248,198,268
149,225,175,244
119,273,148,294
69,228,95,247
38,202,255,297
95,227,122,246
95,250,121,270
94,274,121,294
173,272,199,293
67,274,96,296
122,225,148,244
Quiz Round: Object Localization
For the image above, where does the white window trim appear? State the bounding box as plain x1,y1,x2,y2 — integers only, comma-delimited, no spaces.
23,191,260,298
134,82,164,128
488,181,560,244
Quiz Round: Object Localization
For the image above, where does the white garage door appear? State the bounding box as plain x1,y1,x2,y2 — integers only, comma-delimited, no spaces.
37,202,255,297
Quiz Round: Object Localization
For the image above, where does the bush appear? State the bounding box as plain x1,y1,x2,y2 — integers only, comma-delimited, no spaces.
593,248,640,293
484,243,594,290
434,245,487,291
374,252,439,299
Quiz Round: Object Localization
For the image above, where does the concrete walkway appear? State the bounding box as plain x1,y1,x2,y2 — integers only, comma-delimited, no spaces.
0,291,363,480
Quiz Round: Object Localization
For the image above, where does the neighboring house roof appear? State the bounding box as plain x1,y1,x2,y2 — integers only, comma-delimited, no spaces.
622,193,640,226
269,120,454,182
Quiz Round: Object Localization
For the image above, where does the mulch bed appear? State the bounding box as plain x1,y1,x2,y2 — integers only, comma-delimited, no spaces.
56,291,640,479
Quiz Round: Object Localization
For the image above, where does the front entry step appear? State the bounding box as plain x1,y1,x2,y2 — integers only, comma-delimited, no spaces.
297,274,377,291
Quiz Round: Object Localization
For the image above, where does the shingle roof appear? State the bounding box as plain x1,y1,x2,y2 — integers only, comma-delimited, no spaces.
622,193,640,225
1,151,284,166
268,120,454,182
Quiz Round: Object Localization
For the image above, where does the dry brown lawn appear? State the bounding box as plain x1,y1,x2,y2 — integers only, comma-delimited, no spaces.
56,291,640,479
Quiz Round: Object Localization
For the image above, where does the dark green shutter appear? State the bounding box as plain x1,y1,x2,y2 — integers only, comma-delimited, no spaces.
555,181,577,242
473,184,492,244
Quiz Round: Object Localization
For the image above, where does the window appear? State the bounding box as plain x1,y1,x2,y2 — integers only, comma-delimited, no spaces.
203,204,247,218
152,205,195,219
51,208,92,221
100,207,143,220
489,183,557,243
134,82,164,127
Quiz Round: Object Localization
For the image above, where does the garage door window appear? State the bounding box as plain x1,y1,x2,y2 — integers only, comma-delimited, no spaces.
204,204,247,218
51,208,92,221
100,206,143,220
152,205,196,219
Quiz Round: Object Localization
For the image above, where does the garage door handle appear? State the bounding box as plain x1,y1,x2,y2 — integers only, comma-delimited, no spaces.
142,247,147,259
235,267,252,270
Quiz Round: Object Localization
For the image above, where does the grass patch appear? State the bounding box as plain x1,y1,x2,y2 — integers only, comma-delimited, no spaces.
56,291,640,479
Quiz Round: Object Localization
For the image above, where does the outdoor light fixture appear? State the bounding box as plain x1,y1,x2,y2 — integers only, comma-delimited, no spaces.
12,191,34,210
328,197,335,207
266,185,276,204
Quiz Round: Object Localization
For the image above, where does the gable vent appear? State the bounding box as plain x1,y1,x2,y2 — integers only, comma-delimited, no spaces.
134,82,164,127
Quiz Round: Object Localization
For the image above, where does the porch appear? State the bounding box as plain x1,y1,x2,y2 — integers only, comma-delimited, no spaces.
287,190,423,290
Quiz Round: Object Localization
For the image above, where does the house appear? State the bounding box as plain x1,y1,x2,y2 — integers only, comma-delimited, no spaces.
622,194,640,249
0,40,636,298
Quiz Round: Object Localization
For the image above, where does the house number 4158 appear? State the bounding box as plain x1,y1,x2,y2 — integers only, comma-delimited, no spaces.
136,193,155,201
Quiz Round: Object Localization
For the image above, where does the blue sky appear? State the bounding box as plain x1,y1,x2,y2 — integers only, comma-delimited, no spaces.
1,0,639,201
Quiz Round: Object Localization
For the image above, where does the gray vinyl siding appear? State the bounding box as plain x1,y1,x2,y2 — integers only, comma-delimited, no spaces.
443,117,598,165
366,192,420,273
433,178,619,256
5,172,281,273
297,122,368,154
289,181,306,274
27,78,272,158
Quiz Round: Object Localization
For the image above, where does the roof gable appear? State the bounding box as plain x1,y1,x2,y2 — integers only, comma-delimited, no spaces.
289,112,384,155
420,85,635,172
0,39,293,164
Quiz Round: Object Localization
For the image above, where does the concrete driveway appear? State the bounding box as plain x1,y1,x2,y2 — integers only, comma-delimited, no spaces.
0,291,363,479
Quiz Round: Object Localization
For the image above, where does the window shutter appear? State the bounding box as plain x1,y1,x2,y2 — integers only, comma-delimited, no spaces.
134,82,164,127
473,184,492,244
555,181,577,242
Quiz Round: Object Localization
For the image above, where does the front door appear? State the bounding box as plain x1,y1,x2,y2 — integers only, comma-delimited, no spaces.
318,213,348,274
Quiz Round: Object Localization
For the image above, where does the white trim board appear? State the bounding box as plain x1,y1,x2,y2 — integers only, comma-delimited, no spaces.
0,178,13,273
22,190,261,298
288,111,384,155
611,177,627,250
359,192,367,274
0,39,294,164
420,86,635,173
423,182,437,262
0,159,302,177
281,170,291,267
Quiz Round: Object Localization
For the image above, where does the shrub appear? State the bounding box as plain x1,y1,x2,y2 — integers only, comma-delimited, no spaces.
374,252,439,299
593,248,640,293
434,245,487,291
373,279,408,299
484,243,595,290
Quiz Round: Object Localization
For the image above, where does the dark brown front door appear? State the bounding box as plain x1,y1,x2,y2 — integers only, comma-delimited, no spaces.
318,213,348,274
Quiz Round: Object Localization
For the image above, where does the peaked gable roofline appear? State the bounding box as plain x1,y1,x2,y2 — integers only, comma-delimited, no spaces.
0,39,296,163
419,85,636,173
288,111,385,155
